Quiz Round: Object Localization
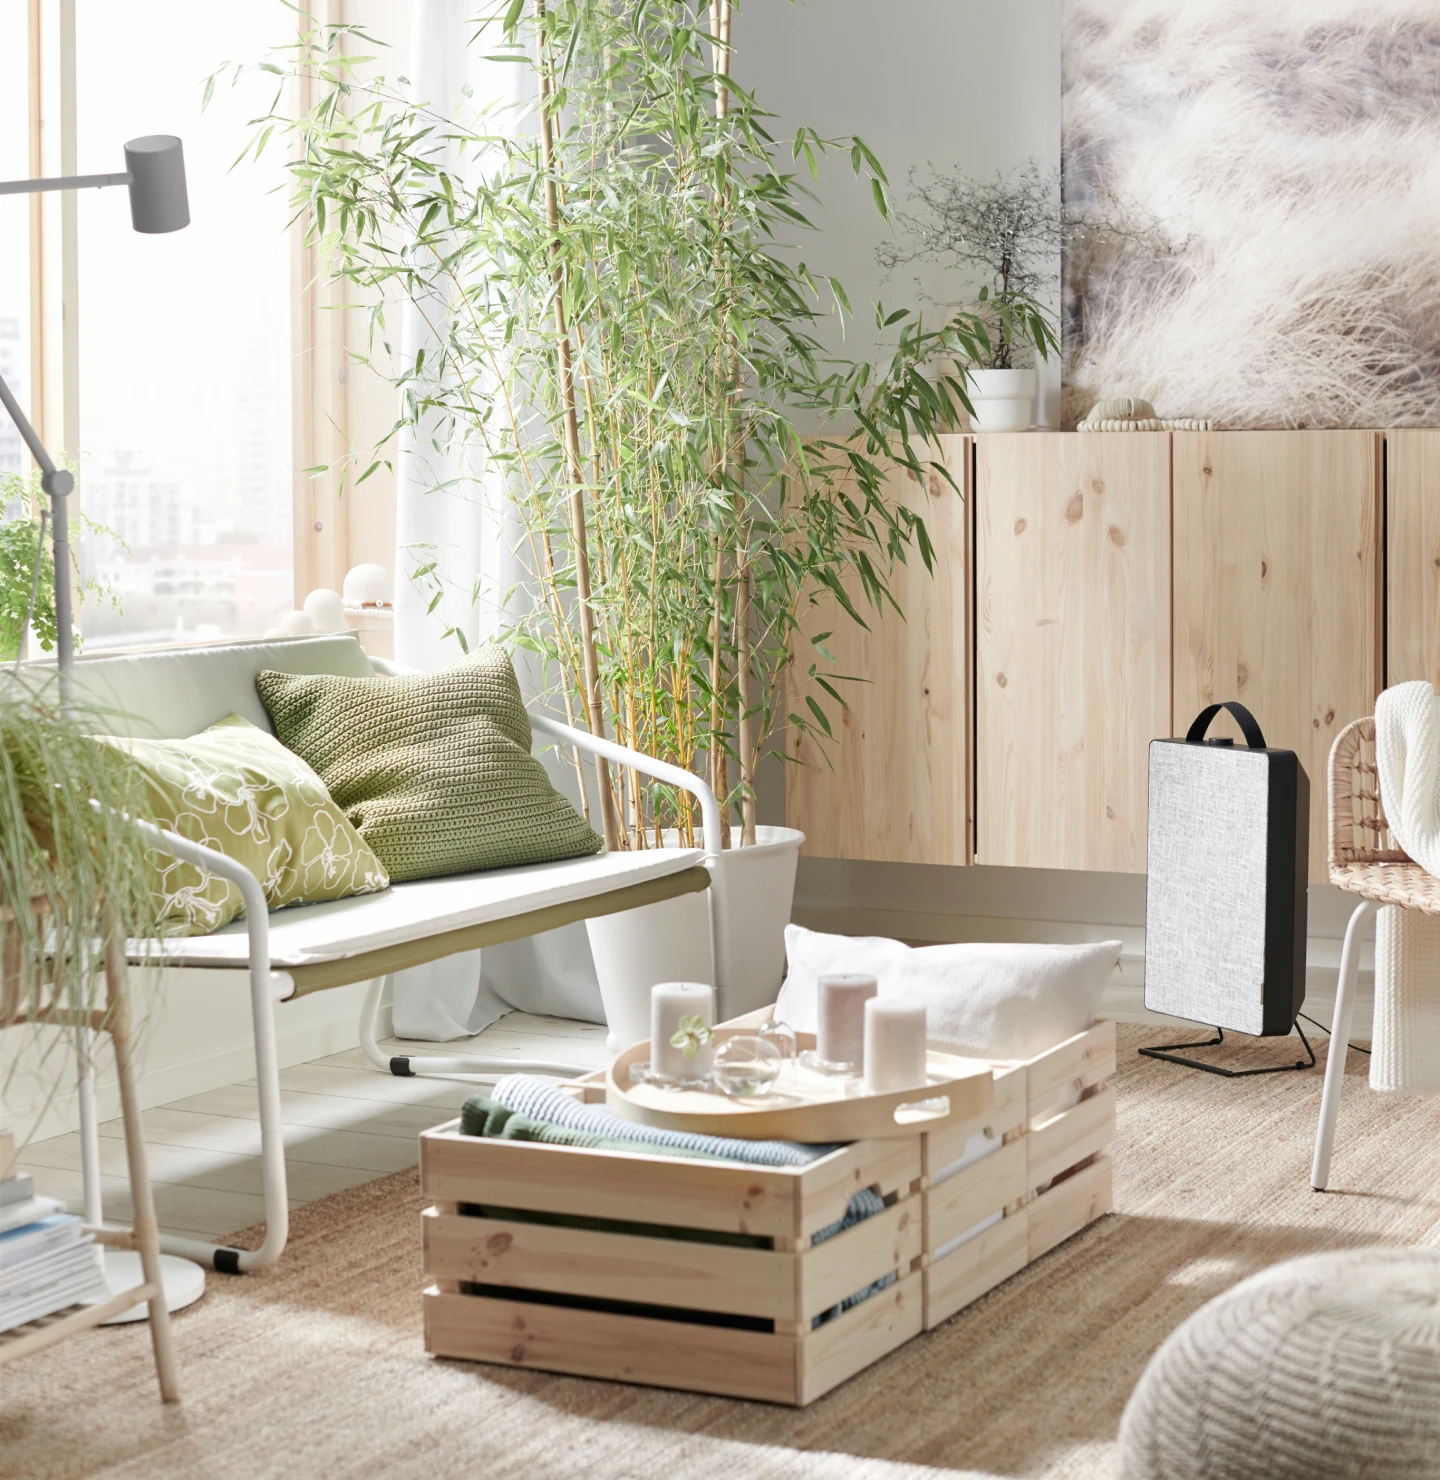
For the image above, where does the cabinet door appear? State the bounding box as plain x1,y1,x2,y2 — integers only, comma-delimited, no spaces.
786,437,970,864
1387,430,1440,687
975,432,1172,873
1172,431,1382,883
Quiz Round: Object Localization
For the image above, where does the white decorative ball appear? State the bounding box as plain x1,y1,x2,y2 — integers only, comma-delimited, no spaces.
343,563,393,607
278,610,317,637
303,587,346,633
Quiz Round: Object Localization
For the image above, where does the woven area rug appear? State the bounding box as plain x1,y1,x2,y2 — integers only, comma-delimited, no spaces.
3,1025,1438,1480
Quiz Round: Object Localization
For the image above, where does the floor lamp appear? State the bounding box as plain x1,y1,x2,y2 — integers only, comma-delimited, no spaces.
0,135,205,1321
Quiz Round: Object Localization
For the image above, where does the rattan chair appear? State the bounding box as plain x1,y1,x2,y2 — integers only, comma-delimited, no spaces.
1311,716,1440,1191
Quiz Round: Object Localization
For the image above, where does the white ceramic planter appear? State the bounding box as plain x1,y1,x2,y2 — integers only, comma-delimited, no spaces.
967,368,1036,431
585,824,804,1051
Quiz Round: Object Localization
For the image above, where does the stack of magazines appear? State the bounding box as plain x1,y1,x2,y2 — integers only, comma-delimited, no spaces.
0,1128,107,1333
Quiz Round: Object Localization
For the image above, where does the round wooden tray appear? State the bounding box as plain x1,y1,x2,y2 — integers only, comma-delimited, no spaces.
604,1031,994,1142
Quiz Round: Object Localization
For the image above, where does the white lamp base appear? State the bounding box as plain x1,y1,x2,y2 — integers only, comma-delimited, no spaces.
96,1249,207,1324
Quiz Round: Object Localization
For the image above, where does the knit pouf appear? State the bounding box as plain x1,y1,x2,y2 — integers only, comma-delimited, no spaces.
1119,1248,1440,1480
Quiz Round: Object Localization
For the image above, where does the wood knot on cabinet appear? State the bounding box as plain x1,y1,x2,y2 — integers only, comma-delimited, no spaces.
1064,492,1084,524
996,672,1008,688
1014,517,1027,535
1108,524,1126,548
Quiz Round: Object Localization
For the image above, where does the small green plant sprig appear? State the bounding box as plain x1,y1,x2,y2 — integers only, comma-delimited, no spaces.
670,1014,713,1062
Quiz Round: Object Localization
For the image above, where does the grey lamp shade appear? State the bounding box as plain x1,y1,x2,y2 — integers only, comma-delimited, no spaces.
124,135,189,233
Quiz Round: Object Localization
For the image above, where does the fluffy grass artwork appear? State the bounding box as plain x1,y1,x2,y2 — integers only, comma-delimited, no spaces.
1062,0,1440,429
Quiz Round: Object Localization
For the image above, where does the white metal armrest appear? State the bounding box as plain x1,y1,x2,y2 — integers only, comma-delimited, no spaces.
528,711,723,859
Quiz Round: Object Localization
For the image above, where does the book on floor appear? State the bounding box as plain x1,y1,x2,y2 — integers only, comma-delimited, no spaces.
0,1209,105,1334
0,1212,86,1272
0,1193,66,1235
0,1172,36,1207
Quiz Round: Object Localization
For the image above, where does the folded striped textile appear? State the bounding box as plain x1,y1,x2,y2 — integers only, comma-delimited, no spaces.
460,1095,717,1160
490,1074,833,1165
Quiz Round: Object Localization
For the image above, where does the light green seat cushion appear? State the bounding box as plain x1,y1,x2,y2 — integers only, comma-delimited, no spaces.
254,644,603,884
97,715,390,936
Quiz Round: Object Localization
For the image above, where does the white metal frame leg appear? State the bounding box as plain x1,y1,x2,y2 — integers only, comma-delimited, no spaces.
75,1031,104,1227
1311,897,1378,1191
357,974,593,1080
115,821,291,1274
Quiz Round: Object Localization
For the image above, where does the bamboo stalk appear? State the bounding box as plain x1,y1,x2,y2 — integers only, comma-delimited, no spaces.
536,0,619,852
735,554,756,845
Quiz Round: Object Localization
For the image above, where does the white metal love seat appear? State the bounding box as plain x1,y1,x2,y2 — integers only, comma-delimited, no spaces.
53,634,724,1275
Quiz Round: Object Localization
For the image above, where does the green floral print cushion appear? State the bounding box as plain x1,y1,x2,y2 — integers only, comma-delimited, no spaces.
97,714,390,936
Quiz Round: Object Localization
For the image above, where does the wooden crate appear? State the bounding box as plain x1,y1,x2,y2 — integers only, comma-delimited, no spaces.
922,1020,1116,1330
421,1126,927,1405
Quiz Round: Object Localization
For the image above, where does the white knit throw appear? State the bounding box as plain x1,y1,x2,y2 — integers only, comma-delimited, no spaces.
1376,681,1440,877
1372,681,1440,1094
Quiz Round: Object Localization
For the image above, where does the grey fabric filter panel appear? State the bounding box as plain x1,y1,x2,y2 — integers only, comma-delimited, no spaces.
1145,732,1307,1038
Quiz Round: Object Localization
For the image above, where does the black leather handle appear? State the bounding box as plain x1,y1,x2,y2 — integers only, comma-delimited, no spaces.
1185,701,1267,750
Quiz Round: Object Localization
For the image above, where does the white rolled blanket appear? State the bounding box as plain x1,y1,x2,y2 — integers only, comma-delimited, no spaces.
1371,682,1440,1094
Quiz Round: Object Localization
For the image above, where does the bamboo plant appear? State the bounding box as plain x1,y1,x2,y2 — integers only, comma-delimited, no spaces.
233,0,985,849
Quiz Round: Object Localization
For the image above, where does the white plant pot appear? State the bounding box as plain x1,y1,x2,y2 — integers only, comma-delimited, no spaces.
585,824,804,1052
967,368,1037,431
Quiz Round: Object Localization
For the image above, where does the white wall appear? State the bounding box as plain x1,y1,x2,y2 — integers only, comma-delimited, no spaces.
736,0,1064,425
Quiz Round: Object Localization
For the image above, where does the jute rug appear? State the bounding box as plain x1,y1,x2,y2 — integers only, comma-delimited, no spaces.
3,1026,1438,1480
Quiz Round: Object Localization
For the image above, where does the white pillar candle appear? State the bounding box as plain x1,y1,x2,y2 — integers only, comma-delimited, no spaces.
863,998,928,1094
650,981,715,1080
817,974,878,1068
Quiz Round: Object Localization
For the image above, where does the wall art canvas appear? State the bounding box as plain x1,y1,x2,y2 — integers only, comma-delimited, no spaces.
1062,0,1440,429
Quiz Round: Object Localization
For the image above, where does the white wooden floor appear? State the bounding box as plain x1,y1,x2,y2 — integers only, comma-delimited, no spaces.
14,1014,610,1241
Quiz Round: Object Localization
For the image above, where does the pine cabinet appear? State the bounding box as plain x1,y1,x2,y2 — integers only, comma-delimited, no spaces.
1172,431,1383,883
787,437,971,865
1387,430,1440,687
786,428,1413,883
974,433,1172,873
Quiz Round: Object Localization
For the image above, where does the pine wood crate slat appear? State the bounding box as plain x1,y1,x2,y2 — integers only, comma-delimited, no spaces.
926,1140,1029,1248
1028,1155,1114,1263
920,1022,1116,1332
424,1287,801,1402
422,1208,795,1320
923,1062,1028,1171
923,1209,1030,1331
424,1272,926,1407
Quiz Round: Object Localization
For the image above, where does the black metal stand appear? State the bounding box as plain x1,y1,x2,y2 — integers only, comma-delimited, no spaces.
1138,1019,1315,1077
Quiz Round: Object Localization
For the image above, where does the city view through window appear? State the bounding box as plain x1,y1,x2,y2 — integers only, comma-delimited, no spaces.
73,5,294,649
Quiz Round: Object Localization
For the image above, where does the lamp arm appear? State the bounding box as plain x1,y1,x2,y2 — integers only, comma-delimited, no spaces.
0,172,131,198
0,369,75,678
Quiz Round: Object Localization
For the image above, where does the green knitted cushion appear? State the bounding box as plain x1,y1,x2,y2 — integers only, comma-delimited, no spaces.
254,645,602,883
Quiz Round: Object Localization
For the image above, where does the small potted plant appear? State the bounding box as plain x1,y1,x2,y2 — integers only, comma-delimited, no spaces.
878,160,1061,431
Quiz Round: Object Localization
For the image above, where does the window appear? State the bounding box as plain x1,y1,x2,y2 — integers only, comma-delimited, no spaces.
0,6,31,492
73,3,294,647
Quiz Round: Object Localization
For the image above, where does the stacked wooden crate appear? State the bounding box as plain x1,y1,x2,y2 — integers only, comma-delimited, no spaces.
420,1020,1117,1405
923,1019,1117,1329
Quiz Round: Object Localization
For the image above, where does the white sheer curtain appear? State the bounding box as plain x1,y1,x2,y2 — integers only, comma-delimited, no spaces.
389,0,604,1041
